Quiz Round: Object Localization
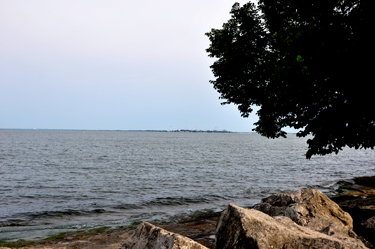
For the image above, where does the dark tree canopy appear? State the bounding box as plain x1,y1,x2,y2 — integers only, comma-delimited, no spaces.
206,0,372,158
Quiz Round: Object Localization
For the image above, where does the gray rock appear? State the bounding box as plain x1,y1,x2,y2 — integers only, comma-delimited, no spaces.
216,203,368,249
361,216,375,229
254,189,355,238
122,221,208,249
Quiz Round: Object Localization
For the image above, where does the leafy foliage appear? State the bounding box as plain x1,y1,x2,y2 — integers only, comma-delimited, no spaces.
206,0,371,158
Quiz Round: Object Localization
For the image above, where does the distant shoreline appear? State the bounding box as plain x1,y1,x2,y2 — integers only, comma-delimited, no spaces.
0,128,249,133
0,128,299,134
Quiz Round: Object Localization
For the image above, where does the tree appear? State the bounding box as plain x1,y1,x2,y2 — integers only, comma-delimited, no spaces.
206,0,372,158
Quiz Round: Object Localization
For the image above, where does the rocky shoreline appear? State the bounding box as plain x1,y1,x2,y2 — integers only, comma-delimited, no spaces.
330,176,375,247
1,176,375,249
122,187,375,249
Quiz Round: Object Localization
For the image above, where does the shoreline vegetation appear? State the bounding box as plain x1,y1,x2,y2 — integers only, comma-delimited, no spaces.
1,176,375,249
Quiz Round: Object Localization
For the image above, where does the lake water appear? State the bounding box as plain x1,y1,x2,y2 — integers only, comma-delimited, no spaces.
1,129,374,241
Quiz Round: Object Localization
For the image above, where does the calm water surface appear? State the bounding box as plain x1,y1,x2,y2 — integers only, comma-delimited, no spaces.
1,130,374,240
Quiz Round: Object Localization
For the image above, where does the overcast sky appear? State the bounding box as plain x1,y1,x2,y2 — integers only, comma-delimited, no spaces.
1,0,296,132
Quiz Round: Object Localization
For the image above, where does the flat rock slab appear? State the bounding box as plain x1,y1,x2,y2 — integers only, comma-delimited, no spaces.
216,203,368,249
122,222,209,249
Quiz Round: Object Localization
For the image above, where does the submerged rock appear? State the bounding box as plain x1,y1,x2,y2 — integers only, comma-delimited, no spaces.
122,221,208,249
216,203,367,249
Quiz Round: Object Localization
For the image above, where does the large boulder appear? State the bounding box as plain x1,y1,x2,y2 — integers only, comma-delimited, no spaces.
122,221,208,249
254,189,355,239
216,203,368,249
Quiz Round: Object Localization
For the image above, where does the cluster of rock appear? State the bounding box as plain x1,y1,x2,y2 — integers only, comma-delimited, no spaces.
122,189,373,249
332,195,375,246
327,176,375,246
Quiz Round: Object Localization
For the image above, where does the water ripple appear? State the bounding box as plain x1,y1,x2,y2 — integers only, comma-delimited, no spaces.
0,130,374,240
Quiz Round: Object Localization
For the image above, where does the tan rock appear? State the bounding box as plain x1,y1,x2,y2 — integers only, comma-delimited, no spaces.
122,222,208,249
254,189,354,237
216,203,368,249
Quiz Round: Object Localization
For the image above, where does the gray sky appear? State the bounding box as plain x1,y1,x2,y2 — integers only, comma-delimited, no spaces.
1,0,295,132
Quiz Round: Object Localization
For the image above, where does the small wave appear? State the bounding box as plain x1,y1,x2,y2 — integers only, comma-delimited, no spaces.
0,208,108,228
111,194,226,210
91,209,106,214
28,209,108,218
145,196,210,206
112,204,142,210
0,219,30,227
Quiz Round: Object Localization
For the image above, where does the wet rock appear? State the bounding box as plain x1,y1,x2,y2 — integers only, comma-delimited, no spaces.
354,176,375,188
122,221,208,249
333,196,375,246
216,203,367,249
254,188,354,238
335,196,375,220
